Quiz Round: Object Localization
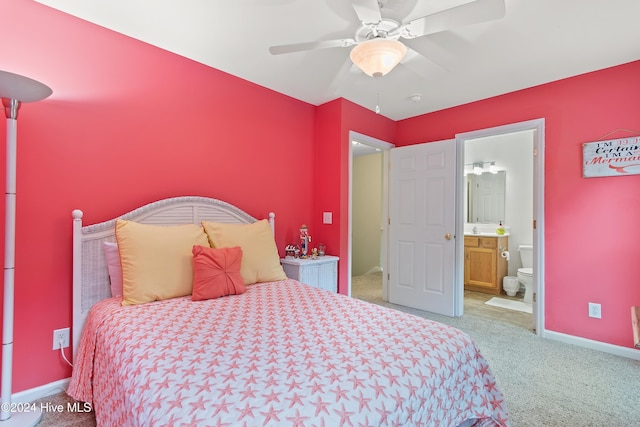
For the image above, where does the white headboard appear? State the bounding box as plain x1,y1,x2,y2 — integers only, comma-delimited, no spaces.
71,196,275,359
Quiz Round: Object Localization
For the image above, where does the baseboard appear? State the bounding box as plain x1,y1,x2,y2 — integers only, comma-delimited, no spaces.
545,330,640,361
12,378,70,404
364,266,383,275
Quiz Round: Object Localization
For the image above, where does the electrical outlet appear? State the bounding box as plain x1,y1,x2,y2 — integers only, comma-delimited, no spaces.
52,327,70,350
588,302,601,319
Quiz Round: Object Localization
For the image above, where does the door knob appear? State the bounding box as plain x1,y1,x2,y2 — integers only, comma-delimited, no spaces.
444,233,453,240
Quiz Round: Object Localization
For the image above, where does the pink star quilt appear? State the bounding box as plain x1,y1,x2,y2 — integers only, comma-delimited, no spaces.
68,279,510,426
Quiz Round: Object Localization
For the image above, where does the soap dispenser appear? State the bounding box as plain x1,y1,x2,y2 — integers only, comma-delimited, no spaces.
496,221,505,235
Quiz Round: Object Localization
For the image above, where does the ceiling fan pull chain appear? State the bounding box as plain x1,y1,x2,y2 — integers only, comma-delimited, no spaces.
375,76,381,114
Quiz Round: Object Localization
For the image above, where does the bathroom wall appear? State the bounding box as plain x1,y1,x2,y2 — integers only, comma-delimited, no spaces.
465,130,534,276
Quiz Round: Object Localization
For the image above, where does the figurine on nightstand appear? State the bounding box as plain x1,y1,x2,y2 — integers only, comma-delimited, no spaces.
285,244,297,259
299,224,311,258
311,248,318,259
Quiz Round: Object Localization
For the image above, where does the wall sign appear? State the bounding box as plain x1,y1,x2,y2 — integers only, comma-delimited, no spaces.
583,136,640,178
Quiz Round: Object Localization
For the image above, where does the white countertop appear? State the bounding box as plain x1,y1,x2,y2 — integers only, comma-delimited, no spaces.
464,232,509,237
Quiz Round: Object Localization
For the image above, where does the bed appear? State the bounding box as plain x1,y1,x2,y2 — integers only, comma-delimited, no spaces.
67,196,510,426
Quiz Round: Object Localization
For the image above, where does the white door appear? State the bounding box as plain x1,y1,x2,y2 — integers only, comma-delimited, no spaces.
388,140,456,316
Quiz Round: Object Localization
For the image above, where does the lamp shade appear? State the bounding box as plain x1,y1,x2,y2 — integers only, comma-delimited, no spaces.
0,70,52,103
349,38,407,77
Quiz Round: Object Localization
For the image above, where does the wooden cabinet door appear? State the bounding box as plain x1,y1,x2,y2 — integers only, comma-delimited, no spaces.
463,235,507,294
467,246,497,290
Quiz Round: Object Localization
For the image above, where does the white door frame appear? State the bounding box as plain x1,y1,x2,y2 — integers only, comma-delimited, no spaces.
348,131,394,298
455,118,546,336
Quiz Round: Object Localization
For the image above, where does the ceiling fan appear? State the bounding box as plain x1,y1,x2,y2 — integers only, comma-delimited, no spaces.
269,0,506,78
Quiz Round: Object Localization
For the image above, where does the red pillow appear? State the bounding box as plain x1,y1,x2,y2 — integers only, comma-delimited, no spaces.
192,245,246,301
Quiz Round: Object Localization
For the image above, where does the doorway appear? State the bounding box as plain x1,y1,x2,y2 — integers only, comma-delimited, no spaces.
456,119,545,335
348,131,393,300
461,130,534,330
347,119,545,336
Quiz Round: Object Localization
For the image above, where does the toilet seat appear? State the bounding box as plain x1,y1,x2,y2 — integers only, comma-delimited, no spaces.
517,267,533,277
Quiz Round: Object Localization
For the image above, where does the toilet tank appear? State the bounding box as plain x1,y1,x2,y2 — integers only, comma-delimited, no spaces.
518,245,533,268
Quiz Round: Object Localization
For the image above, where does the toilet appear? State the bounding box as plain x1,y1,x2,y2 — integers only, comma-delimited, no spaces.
517,245,534,304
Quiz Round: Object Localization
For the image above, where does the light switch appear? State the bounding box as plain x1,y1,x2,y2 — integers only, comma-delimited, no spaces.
323,212,333,224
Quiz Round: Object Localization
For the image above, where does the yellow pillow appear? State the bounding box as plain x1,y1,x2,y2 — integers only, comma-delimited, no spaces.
116,219,210,305
201,219,287,285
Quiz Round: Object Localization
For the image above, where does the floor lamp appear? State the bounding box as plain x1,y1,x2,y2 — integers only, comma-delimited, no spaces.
0,70,52,426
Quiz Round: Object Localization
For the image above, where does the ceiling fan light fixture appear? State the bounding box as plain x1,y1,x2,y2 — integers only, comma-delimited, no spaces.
349,38,407,78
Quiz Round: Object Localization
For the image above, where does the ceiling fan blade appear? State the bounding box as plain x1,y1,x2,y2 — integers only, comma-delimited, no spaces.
399,0,505,39
329,57,360,96
351,0,382,25
269,39,356,55
400,47,448,79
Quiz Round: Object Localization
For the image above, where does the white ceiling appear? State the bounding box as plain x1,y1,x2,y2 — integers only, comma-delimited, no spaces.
34,0,640,121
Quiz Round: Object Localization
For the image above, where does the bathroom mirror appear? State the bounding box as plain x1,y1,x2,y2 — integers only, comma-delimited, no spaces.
466,171,506,224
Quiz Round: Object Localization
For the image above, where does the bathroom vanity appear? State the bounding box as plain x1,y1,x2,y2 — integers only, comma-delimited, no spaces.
464,235,508,295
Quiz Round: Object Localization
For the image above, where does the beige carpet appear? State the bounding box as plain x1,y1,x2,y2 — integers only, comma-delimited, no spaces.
351,271,383,301
352,271,533,330
34,390,95,426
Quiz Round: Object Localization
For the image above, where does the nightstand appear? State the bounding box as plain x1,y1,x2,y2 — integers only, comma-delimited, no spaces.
280,256,339,293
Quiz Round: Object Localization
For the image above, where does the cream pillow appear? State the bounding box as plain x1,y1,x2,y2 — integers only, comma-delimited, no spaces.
202,219,287,285
116,219,210,305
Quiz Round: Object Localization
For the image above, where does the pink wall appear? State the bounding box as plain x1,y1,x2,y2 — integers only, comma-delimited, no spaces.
396,60,640,349
3,0,316,392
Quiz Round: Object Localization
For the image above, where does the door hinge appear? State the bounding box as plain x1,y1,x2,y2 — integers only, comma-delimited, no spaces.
533,147,538,156
388,217,390,225
533,292,537,303
387,273,390,281
533,219,537,229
